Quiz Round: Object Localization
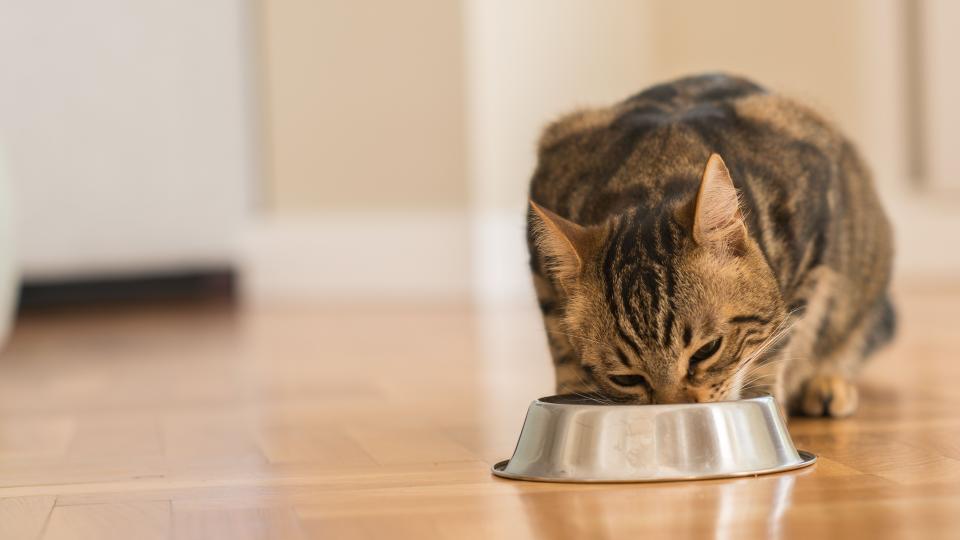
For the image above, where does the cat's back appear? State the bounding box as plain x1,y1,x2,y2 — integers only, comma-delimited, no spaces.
529,73,852,225
529,73,892,297
622,72,767,119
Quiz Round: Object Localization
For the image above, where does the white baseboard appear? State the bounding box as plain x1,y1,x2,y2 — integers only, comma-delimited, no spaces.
239,198,957,305
239,212,472,303
240,210,540,305
469,209,536,307
886,191,960,281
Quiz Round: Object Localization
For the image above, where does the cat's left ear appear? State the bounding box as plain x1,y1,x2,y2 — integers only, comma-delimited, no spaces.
529,200,600,286
692,154,747,254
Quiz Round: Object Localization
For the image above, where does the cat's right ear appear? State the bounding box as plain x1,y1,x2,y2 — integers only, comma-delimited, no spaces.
529,200,598,286
692,154,747,255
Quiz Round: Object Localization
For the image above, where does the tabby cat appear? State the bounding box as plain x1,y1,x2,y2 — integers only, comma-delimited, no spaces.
527,74,894,417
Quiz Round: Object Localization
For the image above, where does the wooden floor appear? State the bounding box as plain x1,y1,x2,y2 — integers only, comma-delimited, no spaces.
0,282,959,539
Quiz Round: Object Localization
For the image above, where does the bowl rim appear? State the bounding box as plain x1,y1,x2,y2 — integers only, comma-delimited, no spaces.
536,393,775,408
491,451,817,484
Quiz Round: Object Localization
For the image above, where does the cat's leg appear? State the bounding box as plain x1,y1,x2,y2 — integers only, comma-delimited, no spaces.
790,292,895,417
533,273,593,394
778,269,850,416
800,373,859,417
860,294,897,358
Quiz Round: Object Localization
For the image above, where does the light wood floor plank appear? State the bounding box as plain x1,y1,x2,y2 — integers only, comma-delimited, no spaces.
0,496,56,540
42,501,170,540
174,502,305,540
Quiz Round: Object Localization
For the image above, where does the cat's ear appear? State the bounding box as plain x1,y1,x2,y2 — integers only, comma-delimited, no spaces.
529,200,598,285
693,154,747,253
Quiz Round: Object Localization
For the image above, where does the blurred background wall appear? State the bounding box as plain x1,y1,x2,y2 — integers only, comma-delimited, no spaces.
0,0,254,281
0,0,956,312
260,0,467,213
246,0,472,302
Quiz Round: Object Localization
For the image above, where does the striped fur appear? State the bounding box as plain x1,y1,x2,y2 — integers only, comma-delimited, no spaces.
527,74,894,416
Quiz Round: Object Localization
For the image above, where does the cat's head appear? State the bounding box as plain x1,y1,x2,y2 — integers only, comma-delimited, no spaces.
530,154,787,403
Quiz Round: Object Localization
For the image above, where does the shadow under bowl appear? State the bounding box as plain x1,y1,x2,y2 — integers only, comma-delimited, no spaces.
492,394,815,483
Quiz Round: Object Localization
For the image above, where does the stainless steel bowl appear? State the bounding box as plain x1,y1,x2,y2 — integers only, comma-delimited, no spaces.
493,394,815,483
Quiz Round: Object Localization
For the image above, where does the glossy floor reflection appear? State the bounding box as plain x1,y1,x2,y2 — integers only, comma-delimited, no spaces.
511,472,800,539
0,283,958,538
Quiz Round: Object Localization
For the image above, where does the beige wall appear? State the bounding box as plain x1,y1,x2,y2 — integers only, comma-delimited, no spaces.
922,0,960,192
644,0,905,191
646,1,865,131
259,0,467,213
463,0,657,302
462,0,910,301
466,0,906,217
464,0,654,213
249,0,957,300
260,0,905,216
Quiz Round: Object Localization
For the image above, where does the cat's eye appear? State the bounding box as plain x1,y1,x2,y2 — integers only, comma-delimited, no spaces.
689,337,723,367
609,374,649,388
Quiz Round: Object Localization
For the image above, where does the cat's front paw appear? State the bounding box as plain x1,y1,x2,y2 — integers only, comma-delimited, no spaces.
800,374,858,418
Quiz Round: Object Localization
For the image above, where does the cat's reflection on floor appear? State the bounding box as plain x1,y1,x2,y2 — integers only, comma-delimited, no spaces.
516,471,801,540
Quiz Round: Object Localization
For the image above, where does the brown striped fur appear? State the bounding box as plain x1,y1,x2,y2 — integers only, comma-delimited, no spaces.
527,74,894,417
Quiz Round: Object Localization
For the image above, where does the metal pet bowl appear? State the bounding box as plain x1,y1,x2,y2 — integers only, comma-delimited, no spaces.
492,394,815,483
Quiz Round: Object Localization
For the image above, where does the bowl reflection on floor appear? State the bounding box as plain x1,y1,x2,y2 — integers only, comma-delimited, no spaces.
492,394,815,483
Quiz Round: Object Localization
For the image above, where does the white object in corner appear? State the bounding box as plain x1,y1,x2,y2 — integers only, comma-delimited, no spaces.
0,1,254,281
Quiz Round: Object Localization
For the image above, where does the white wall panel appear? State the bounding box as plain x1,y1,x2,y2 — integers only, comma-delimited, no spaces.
0,0,256,280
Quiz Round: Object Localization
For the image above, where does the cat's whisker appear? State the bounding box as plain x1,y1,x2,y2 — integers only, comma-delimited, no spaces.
570,390,609,406
737,355,790,380
557,377,609,405
568,367,618,405
726,315,802,398
740,370,787,391
739,316,798,368
735,353,807,397
739,375,777,393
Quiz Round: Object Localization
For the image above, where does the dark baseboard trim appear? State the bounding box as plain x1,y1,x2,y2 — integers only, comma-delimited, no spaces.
17,269,236,312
